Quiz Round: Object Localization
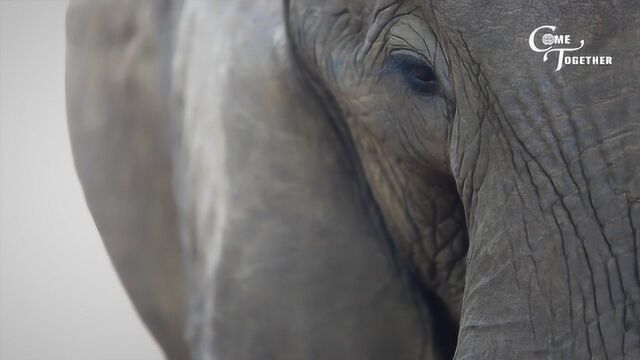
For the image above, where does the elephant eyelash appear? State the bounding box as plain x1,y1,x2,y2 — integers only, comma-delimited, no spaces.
380,53,438,95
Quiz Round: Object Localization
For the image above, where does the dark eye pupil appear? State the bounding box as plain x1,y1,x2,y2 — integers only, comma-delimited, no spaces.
408,63,436,83
382,53,438,95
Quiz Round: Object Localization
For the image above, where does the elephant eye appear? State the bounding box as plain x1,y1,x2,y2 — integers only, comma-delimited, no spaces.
382,53,438,95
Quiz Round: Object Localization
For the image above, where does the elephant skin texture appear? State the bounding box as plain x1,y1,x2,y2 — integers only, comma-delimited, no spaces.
66,0,640,359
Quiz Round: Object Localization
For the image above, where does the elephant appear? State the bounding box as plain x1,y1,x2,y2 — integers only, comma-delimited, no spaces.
65,0,640,359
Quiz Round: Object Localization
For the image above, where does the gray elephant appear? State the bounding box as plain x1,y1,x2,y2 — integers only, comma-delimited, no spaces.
66,0,639,359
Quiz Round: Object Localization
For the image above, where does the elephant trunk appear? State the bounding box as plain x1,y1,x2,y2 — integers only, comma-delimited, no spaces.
452,68,640,358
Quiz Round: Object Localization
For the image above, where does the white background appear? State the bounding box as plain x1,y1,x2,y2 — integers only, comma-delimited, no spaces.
0,1,164,359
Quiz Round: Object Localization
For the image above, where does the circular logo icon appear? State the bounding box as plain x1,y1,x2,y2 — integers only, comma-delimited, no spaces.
541,33,555,46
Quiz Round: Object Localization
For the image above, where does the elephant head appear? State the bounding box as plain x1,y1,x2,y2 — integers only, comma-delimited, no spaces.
285,0,640,358
66,0,640,359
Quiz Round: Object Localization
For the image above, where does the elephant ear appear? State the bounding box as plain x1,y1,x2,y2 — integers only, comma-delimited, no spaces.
68,0,436,359
172,1,437,359
65,1,189,358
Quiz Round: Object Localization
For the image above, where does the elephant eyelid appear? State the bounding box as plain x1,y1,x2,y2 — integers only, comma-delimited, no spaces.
380,52,439,95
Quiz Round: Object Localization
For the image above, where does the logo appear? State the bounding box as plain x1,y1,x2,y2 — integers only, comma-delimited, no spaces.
528,25,613,71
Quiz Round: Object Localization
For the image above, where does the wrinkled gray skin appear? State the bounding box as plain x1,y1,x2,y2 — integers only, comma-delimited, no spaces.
66,0,640,359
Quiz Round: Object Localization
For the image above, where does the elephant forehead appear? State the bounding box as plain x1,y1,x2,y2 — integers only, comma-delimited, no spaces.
431,0,637,80
434,0,634,36
429,0,640,147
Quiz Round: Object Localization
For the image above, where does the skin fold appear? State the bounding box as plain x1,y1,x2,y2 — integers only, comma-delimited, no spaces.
67,0,640,359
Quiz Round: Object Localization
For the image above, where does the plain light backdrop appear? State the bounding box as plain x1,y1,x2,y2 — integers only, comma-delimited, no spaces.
0,1,164,359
